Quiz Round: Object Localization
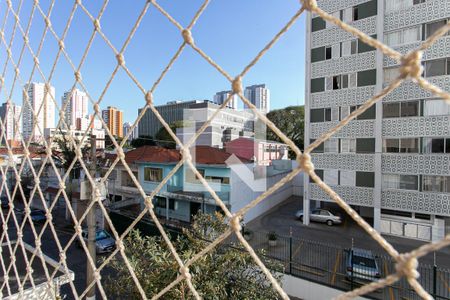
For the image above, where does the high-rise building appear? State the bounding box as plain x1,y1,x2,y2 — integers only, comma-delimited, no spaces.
243,84,270,112
22,82,55,141
137,100,207,137
102,106,123,137
76,114,102,131
61,89,88,130
304,0,450,241
123,122,137,140
213,90,238,109
0,102,21,144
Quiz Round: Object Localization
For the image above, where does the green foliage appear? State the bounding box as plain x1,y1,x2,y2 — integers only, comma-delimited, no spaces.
155,120,187,149
104,212,283,299
266,105,304,158
130,135,157,148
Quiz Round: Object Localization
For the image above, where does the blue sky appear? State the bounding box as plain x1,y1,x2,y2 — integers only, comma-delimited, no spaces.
0,0,305,124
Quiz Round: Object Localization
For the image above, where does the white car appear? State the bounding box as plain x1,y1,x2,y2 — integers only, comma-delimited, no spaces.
295,209,342,226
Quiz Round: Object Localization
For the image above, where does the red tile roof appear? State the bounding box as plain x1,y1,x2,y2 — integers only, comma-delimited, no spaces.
125,145,249,165
125,146,181,164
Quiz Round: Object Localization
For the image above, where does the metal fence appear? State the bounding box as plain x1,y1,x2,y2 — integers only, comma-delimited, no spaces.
236,230,450,300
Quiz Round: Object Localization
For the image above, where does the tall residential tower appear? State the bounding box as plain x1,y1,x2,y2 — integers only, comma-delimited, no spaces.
304,0,450,241
61,88,88,130
244,84,270,112
22,82,55,142
102,106,123,137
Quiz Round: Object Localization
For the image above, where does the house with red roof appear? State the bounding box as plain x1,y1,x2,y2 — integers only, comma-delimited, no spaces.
106,145,303,224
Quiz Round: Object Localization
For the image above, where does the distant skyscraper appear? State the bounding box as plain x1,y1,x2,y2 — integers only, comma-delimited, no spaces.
102,106,123,137
244,84,270,112
123,122,137,141
22,82,55,141
213,90,238,109
61,88,88,130
0,102,21,144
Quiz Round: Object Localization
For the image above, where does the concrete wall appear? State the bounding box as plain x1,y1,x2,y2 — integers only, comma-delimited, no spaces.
282,273,369,300
230,165,304,223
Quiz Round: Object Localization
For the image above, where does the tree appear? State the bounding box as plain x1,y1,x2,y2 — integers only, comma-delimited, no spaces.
266,105,304,158
104,212,283,299
130,135,157,148
155,120,187,149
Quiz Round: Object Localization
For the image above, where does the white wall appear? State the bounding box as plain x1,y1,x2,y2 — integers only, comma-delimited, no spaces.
230,163,304,223
281,273,369,300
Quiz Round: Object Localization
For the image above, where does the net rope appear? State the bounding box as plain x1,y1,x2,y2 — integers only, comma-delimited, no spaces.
0,0,448,299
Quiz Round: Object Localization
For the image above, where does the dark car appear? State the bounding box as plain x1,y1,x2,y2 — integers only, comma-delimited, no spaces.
20,209,47,224
346,247,381,282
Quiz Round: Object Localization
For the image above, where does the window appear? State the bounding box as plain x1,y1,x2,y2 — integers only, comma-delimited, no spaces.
424,58,448,77
353,0,377,21
424,20,448,39
350,105,376,120
423,137,450,153
413,0,425,4
383,102,400,118
424,99,450,116
384,67,400,84
325,108,332,121
155,197,166,208
351,40,357,54
383,101,420,118
383,139,419,153
325,46,332,60
383,139,400,153
357,69,376,86
382,174,418,190
423,175,450,193
342,74,349,88
385,26,421,46
333,75,341,90
358,35,377,53
356,138,375,153
206,176,230,184
340,138,356,153
185,168,205,183
310,139,324,153
144,167,163,182
311,78,325,93
311,47,325,63
356,172,375,187
312,17,326,32
310,169,323,182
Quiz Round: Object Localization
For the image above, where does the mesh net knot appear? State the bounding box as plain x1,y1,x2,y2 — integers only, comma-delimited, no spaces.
33,57,39,65
298,153,314,174
396,255,419,279
45,17,52,28
301,0,318,11
145,196,154,210
232,76,243,94
75,0,82,5
74,71,82,82
116,147,125,160
181,147,192,162
93,19,101,32
2,224,7,231
179,266,191,280
116,239,125,251
145,91,153,105
93,103,100,114
182,29,194,45
400,51,423,80
58,40,65,50
59,182,66,190
23,36,29,45
116,53,125,66
35,240,41,249
230,215,242,232
59,251,66,261
75,224,82,235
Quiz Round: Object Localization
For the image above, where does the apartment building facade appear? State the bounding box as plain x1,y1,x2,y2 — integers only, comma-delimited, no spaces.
0,102,21,144
304,0,450,241
102,106,123,137
244,84,271,113
23,83,56,142
61,89,88,130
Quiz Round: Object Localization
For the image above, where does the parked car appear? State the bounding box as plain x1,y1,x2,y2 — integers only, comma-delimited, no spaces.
295,209,342,226
79,229,116,254
345,247,381,282
24,209,47,224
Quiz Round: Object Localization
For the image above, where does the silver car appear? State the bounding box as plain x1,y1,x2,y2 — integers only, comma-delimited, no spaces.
295,209,342,226
346,247,381,282
79,229,116,254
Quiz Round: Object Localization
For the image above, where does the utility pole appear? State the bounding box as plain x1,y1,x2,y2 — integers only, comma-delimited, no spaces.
86,134,97,300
